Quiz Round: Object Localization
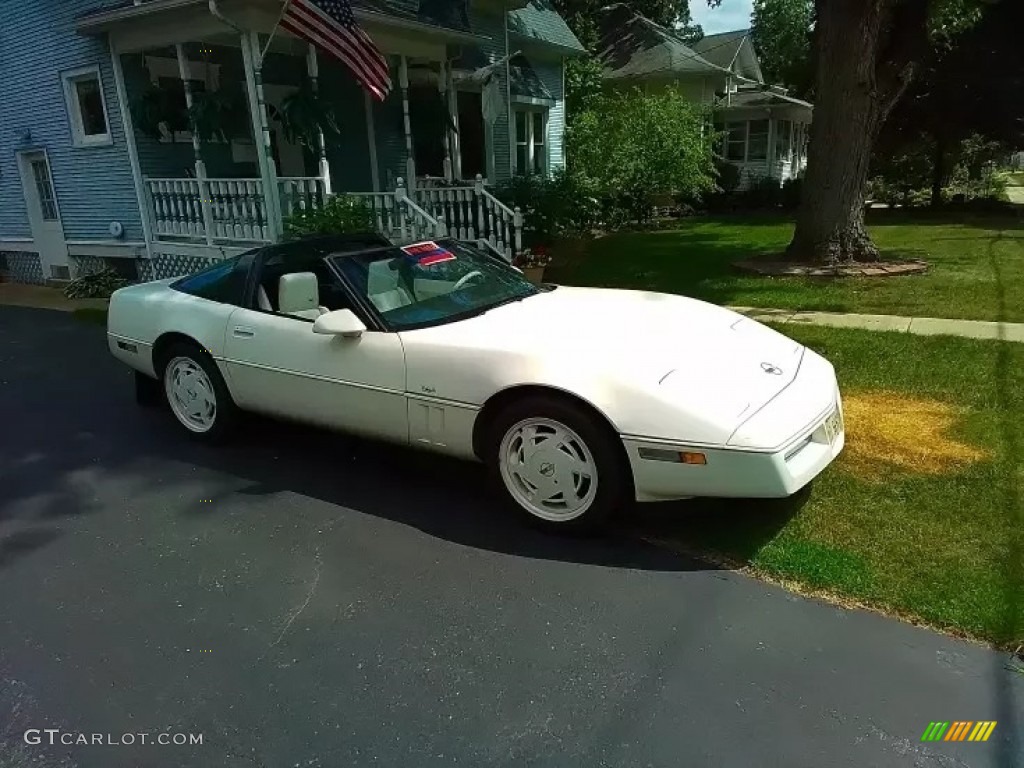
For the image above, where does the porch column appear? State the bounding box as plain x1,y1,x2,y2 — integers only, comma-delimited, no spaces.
176,44,215,245
399,56,415,192
109,46,154,259
306,43,332,196
446,61,461,181
766,111,776,174
439,60,452,181
240,31,282,241
364,92,381,191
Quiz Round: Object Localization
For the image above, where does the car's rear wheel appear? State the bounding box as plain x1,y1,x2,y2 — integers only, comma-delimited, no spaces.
160,342,237,442
487,395,629,532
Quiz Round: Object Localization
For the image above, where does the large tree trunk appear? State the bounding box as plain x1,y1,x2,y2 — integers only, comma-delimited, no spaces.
787,0,929,264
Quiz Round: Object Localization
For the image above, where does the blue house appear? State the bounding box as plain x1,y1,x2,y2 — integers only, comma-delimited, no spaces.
0,0,583,285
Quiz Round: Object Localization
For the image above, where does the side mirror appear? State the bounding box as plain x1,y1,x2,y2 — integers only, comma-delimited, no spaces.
312,309,367,338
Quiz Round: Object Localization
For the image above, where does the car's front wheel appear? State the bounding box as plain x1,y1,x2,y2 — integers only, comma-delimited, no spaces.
487,395,629,531
160,342,237,442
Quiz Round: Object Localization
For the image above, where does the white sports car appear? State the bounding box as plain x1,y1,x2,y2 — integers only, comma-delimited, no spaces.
107,234,844,530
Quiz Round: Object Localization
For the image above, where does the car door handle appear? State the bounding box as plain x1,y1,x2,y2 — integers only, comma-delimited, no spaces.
232,326,255,338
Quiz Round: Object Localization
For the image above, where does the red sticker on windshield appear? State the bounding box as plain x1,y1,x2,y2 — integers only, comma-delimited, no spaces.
402,241,455,266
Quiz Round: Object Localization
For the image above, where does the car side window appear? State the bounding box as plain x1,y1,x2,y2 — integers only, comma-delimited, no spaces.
172,255,252,306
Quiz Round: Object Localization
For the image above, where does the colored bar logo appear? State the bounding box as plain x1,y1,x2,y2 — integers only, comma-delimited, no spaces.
921,721,997,742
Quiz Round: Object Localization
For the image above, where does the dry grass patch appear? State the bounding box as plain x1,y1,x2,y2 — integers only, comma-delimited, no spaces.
840,391,990,478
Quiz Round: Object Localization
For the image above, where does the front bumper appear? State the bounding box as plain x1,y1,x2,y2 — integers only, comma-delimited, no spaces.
624,349,845,502
624,403,843,501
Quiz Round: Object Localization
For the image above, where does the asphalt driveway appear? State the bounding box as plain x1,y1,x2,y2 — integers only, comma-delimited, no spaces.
0,305,1021,768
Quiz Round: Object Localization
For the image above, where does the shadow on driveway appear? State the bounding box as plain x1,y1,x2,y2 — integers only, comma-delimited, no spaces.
0,305,803,576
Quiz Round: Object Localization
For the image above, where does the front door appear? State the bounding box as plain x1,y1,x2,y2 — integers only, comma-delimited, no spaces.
17,151,68,279
221,308,409,444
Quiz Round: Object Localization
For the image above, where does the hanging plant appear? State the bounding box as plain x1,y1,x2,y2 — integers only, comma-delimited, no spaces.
131,81,189,140
278,80,341,151
188,86,247,143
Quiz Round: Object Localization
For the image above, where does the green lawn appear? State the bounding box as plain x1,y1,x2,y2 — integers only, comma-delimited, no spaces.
551,212,1024,322
638,325,1023,646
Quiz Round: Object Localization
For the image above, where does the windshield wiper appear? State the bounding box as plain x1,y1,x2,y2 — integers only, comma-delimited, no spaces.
478,291,536,315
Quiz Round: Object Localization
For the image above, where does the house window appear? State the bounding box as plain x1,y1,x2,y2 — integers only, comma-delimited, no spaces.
775,119,792,162
725,122,746,162
747,119,769,161
30,159,59,221
62,66,111,146
514,108,547,175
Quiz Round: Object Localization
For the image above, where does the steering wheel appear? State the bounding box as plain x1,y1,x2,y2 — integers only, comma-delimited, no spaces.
452,270,485,292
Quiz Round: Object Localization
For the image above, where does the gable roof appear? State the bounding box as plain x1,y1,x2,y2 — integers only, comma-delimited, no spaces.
508,1,586,54
596,3,728,80
691,30,747,69
692,29,763,83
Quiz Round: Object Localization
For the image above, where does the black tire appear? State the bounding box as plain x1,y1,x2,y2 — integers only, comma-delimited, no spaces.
134,370,163,407
485,394,630,533
158,341,238,443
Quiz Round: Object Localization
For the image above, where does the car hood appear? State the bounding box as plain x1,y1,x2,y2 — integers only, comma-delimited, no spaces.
401,286,804,431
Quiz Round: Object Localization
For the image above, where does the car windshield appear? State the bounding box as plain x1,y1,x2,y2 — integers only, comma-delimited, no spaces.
328,239,541,330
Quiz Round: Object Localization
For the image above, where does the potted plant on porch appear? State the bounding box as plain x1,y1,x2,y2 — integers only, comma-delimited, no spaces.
513,247,552,285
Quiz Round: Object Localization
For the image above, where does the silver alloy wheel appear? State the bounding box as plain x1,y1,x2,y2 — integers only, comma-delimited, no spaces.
498,416,598,522
164,356,217,433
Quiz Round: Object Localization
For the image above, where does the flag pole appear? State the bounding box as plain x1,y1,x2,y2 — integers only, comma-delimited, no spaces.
259,0,293,66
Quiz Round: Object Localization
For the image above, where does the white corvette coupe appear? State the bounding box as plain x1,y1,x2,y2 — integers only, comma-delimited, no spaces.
108,234,844,530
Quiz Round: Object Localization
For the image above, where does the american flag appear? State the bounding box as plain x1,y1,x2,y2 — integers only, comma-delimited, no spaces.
280,0,392,101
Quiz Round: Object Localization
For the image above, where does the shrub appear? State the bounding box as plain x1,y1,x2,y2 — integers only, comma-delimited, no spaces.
493,170,600,247
283,195,374,239
566,86,716,224
63,269,128,299
781,176,803,210
714,156,742,194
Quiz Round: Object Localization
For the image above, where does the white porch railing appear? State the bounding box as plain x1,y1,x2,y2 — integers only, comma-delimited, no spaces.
412,176,523,261
144,174,522,259
146,177,328,244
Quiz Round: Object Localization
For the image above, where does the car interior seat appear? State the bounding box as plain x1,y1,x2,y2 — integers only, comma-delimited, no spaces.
366,261,415,312
278,272,328,320
256,284,273,311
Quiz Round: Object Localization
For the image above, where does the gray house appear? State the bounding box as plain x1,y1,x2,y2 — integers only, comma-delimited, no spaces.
0,0,583,285
596,4,812,189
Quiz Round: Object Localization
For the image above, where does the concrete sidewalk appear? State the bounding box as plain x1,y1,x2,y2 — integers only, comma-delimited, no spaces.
731,306,1024,343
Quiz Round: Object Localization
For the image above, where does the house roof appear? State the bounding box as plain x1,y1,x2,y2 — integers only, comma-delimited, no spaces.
508,1,586,54
596,4,728,80
719,88,813,112
353,0,469,33
509,55,554,100
692,28,764,83
691,29,748,69
78,0,480,41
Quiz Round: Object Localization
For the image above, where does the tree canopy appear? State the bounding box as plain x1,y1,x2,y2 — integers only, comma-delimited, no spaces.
750,0,813,97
